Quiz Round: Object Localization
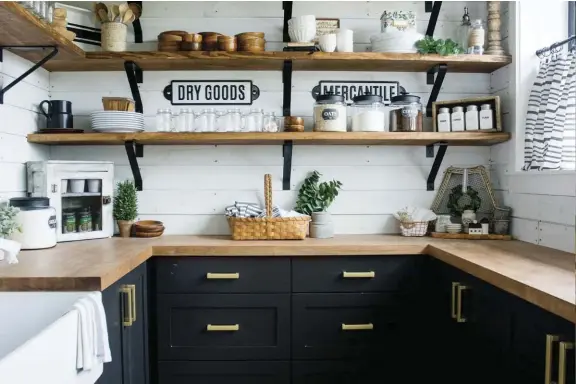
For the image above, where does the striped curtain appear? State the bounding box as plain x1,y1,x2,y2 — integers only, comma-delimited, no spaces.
523,50,576,170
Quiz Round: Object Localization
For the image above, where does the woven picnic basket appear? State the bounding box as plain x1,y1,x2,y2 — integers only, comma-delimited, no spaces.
227,174,310,240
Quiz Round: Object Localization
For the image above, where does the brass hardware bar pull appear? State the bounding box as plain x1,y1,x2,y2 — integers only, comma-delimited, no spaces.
342,271,375,279
127,284,136,322
558,341,574,384
206,273,240,280
451,282,459,319
456,284,468,323
341,323,374,331
120,285,133,327
545,334,559,384
207,324,240,332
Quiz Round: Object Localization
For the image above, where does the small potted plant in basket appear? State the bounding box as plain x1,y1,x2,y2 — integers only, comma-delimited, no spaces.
0,204,22,264
295,171,343,238
113,180,138,238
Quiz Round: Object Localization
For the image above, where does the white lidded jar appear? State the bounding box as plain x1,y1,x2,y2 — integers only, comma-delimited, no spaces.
465,105,479,130
437,107,451,132
9,197,57,250
479,104,494,130
451,106,465,131
351,94,386,132
314,93,347,132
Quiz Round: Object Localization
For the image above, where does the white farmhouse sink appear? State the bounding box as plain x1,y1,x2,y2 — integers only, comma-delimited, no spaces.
0,292,103,384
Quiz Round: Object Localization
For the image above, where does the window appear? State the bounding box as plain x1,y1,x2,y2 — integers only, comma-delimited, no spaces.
570,2,575,39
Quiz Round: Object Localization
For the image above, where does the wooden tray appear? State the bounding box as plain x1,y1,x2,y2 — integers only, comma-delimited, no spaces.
430,232,512,240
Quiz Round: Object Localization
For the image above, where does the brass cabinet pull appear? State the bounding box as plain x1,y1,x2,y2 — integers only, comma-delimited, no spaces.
206,324,240,332
120,285,133,327
127,284,136,322
342,271,375,279
451,282,459,319
341,323,374,331
206,273,240,280
456,284,468,323
558,341,574,384
545,334,559,384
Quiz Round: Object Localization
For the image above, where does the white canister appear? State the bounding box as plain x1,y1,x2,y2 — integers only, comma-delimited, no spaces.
318,34,337,52
313,93,347,132
435,215,452,233
465,105,479,130
479,104,494,130
437,107,451,132
61,179,69,194
101,22,127,52
70,179,86,193
87,179,101,193
336,29,353,52
451,106,465,131
351,94,386,132
9,197,57,250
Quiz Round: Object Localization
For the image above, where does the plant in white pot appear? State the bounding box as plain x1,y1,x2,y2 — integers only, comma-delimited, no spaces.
113,180,138,238
295,171,342,239
0,204,22,264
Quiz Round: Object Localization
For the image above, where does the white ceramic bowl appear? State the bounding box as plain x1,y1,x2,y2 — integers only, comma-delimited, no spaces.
288,26,316,43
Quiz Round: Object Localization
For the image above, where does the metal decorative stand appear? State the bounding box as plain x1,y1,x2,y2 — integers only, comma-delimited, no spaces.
485,1,506,55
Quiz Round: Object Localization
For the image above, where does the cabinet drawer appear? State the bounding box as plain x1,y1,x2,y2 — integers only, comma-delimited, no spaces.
292,293,404,360
292,256,419,293
157,294,290,360
155,257,290,293
158,361,290,384
292,361,381,384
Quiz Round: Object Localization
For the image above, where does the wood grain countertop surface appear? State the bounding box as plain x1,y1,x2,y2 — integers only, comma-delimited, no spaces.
0,235,573,322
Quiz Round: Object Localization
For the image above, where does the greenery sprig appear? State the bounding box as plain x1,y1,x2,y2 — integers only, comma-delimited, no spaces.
295,171,343,216
0,205,21,239
113,180,138,221
416,36,465,56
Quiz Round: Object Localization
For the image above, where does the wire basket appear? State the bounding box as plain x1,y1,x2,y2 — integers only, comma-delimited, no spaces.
227,174,310,240
399,221,429,237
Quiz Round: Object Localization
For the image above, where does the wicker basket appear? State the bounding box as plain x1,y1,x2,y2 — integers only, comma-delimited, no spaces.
399,221,429,237
227,174,310,240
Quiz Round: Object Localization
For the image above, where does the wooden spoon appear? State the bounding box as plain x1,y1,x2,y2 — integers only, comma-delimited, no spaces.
110,4,120,22
93,2,108,23
122,8,134,24
98,8,108,23
118,3,129,21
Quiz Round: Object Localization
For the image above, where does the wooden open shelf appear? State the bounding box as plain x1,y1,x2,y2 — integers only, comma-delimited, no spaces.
0,2,85,62
27,131,511,146
43,51,512,73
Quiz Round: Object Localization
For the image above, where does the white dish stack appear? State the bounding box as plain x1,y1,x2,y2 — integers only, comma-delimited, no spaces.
288,15,316,43
90,111,145,133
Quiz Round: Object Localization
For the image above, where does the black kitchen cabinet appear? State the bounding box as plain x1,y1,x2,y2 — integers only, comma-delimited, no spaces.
98,261,149,384
158,361,290,384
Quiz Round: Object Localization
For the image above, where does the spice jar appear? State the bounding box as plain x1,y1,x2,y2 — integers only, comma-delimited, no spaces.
77,208,92,232
389,92,423,132
351,94,386,132
314,92,347,132
63,211,76,233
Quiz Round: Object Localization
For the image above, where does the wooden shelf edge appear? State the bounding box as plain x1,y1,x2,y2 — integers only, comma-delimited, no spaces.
27,132,511,146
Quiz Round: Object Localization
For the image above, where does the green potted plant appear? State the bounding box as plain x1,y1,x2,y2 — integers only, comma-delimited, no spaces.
295,171,342,238
113,180,138,238
0,204,21,264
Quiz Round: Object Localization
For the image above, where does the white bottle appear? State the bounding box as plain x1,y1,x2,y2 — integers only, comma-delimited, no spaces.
451,106,465,131
465,105,479,130
479,104,494,130
437,107,451,132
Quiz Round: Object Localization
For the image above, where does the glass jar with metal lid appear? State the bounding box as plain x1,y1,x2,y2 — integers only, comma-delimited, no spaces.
351,94,386,132
389,92,423,132
313,92,347,132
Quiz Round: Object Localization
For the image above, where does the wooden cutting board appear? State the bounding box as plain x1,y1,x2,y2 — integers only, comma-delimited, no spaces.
430,232,512,240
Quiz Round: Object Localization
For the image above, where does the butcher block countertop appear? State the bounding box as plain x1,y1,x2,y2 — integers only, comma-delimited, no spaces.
0,235,574,322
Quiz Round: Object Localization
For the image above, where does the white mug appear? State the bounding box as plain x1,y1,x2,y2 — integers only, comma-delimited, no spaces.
318,34,337,52
336,29,353,52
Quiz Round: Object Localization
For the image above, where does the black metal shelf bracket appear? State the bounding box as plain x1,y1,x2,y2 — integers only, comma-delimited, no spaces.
124,61,143,113
282,140,293,191
125,141,144,191
425,1,442,37
426,63,447,117
282,60,293,117
426,142,448,191
127,1,143,43
0,46,58,104
282,1,293,43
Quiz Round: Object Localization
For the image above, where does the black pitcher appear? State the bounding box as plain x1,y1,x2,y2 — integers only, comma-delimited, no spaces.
39,100,74,129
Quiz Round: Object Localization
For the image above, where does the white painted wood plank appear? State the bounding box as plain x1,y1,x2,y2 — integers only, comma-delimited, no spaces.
507,193,575,226
0,52,50,91
539,222,575,253
0,133,49,163
0,74,49,112
507,173,576,197
0,163,26,193
0,105,42,136
511,217,539,245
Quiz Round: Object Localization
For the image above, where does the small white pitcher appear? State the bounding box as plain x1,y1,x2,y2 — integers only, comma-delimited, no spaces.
0,238,21,264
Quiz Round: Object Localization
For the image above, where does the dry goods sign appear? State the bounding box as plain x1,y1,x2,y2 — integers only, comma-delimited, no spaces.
163,80,260,105
312,81,400,105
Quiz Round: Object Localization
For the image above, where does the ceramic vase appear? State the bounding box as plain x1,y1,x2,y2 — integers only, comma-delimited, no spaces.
0,238,21,264
461,210,477,231
309,212,334,239
117,220,133,238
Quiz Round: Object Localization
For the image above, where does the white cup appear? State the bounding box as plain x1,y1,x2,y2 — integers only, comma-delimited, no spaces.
319,34,337,52
336,29,354,52
61,179,69,194
70,179,86,194
87,179,101,193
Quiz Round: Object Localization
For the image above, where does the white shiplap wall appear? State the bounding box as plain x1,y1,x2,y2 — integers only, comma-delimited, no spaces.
50,1,495,235
0,51,50,202
490,2,575,253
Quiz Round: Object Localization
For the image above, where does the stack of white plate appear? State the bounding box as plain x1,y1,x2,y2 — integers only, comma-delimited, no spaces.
445,224,463,234
90,111,145,133
370,30,423,53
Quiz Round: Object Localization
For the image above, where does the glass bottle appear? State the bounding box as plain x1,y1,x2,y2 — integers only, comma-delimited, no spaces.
156,109,172,132
457,7,471,53
468,19,485,55
228,108,242,132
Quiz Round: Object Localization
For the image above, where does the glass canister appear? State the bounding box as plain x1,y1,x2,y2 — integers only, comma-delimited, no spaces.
62,210,76,234
389,92,423,132
313,93,347,132
351,94,386,132
156,109,172,132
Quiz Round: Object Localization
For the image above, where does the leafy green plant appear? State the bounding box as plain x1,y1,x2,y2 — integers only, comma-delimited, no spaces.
113,180,138,221
295,171,343,215
447,185,482,216
0,205,21,239
415,36,465,56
